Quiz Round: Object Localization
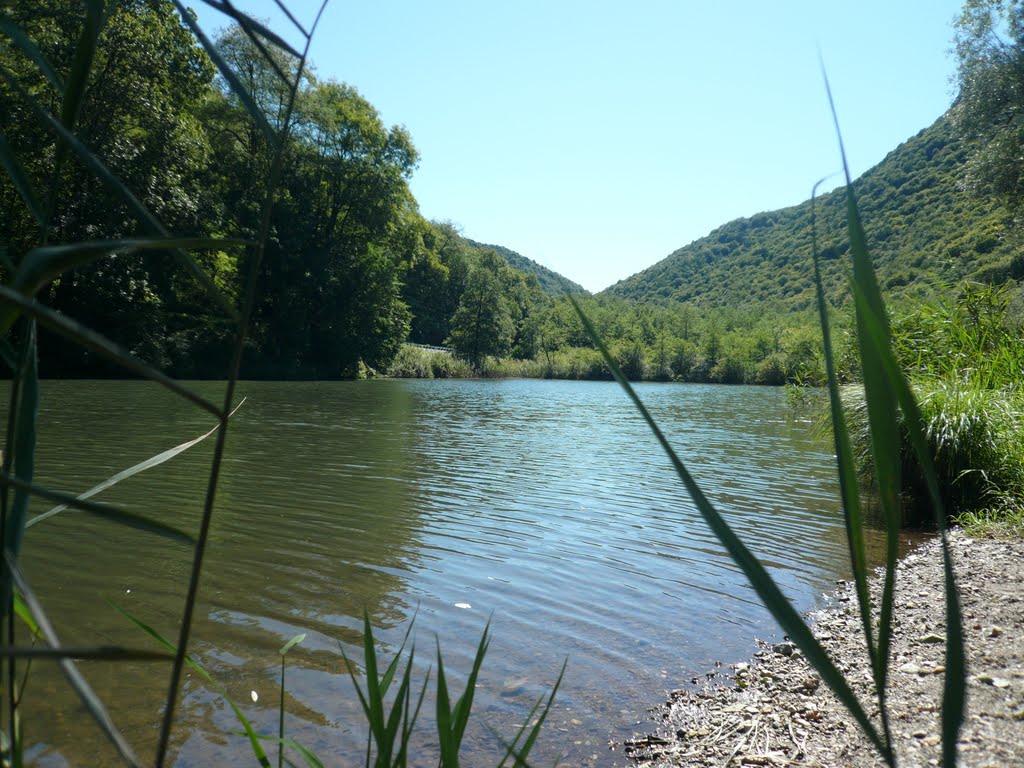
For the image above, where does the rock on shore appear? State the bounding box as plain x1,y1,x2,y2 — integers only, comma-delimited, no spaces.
617,533,1024,767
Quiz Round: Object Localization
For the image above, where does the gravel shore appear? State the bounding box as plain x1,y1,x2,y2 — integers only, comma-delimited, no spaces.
616,533,1024,767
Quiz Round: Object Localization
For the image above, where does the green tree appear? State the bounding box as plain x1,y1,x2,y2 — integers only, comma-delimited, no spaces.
953,0,1024,216
0,0,222,374
447,266,514,368
207,27,418,377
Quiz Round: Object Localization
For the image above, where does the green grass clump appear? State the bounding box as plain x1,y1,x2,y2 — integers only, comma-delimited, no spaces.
844,381,1024,524
386,345,476,378
841,281,1024,525
955,502,1024,538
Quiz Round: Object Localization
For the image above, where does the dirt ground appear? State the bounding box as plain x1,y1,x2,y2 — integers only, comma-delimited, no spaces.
615,533,1024,767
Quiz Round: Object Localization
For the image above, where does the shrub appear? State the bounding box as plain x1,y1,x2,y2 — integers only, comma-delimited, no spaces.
843,381,1024,524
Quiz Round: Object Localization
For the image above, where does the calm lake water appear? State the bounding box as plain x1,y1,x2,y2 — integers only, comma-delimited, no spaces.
19,379,881,766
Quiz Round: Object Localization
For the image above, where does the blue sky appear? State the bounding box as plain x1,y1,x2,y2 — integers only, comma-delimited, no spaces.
194,1,965,292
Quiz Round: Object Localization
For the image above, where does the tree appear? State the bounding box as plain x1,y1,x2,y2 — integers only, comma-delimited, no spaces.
0,0,223,375
447,265,514,368
953,0,1024,218
206,26,419,377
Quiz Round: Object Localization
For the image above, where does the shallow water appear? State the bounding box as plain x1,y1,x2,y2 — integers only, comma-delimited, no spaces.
18,379,882,766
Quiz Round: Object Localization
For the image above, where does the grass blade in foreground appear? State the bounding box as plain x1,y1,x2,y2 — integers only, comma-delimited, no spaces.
809,179,883,721
0,471,193,544
495,661,566,768
435,623,490,766
278,633,305,768
111,602,273,768
26,398,246,529
8,554,141,767
825,74,965,767
847,286,967,768
341,614,422,767
570,296,890,760
825,80,901,731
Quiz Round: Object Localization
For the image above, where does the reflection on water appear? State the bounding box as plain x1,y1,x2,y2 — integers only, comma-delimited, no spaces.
17,379,896,766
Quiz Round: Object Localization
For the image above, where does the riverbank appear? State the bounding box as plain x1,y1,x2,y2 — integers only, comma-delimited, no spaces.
617,532,1024,767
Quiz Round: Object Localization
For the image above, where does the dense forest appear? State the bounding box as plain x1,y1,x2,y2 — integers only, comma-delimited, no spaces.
605,116,1020,309
1,1,1021,386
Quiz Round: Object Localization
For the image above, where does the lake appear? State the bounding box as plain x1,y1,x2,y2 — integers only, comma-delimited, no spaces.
19,378,881,766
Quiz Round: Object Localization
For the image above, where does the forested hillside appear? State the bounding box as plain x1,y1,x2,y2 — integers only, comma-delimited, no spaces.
464,240,587,296
0,2,578,379
604,116,1019,309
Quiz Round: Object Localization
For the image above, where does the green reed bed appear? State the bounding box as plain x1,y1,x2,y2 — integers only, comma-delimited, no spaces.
839,281,1024,527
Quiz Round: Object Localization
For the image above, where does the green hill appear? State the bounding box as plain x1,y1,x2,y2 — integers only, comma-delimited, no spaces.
465,239,588,296
603,115,1020,310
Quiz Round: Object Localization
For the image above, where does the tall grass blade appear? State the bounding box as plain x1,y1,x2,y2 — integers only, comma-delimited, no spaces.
16,237,252,297
26,398,244,529
0,16,64,91
340,615,426,768
434,644,455,765
395,654,428,767
110,602,272,767
824,75,901,717
157,9,326,764
0,286,222,417
848,288,967,768
496,661,565,768
0,133,44,226
58,0,105,137
269,0,310,37
12,593,39,639
0,68,239,321
810,179,880,705
8,554,142,767
170,0,277,146
4,324,37,567
570,295,889,758
245,735,323,768
435,622,502,766
209,0,302,56
204,0,301,71
0,471,194,543
278,633,305,768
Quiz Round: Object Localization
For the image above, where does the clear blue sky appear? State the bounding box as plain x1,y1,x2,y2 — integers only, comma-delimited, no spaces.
194,1,965,292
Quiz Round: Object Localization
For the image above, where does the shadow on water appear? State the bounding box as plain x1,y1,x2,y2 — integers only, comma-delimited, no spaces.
15,379,922,766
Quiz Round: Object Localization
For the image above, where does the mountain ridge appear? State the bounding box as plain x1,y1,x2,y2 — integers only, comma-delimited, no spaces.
600,114,1020,310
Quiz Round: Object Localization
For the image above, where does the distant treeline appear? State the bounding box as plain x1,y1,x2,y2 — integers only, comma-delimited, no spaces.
0,1,827,384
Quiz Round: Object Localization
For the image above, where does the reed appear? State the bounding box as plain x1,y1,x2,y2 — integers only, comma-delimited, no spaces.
573,81,967,766
0,3,562,764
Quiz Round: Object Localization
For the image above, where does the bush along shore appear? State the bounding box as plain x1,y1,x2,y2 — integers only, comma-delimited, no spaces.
619,532,1024,767
384,342,823,385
